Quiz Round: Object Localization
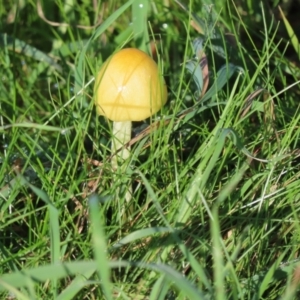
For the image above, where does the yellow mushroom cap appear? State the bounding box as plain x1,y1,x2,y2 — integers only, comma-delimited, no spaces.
94,48,167,122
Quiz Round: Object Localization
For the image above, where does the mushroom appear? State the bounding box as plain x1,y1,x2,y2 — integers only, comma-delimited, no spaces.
94,48,167,206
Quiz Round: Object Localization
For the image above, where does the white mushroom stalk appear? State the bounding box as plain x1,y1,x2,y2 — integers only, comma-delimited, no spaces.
111,121,131,169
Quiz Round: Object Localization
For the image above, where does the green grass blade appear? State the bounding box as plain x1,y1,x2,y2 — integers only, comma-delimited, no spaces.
279,6,300,60
132,0,149,52
211,207,225,299
56,268,96,300
89,194,112,300
149,275,169,300
0,261,97,291
112,227,171,248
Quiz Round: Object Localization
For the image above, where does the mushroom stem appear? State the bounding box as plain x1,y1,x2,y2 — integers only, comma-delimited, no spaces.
112,121,132,217
112,121,131,169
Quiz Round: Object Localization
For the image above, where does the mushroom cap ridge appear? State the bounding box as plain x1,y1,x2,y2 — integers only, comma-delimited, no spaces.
95,48,167,122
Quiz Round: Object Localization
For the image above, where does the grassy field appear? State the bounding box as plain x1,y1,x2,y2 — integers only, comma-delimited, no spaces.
1,0,300,299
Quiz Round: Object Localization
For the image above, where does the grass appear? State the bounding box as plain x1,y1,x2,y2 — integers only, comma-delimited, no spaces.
1,0,300,299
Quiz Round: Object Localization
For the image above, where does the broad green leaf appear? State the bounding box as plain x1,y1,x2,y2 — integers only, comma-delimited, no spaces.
201,63,241,103
185,59,203,93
